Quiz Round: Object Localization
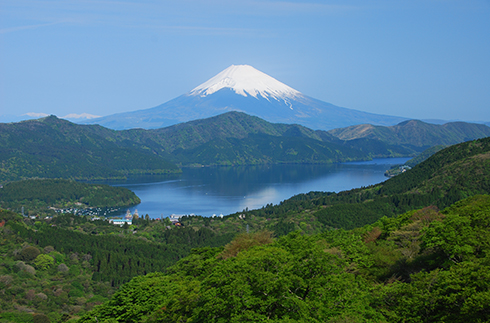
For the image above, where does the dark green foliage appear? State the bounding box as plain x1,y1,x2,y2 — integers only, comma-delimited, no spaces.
8,217,234,288
11,223,184,286
19,246,41,261
0,179,140,214
32,313,50,323
0,312,34,323
0,116,179,182
4,112,488,182
404,144,447,167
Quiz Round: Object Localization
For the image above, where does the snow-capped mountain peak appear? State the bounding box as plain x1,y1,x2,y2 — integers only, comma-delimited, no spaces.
189,65,302,101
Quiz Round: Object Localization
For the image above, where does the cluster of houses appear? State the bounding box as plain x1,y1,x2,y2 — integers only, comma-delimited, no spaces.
107,211,226,227
109,209,138,226
53,206,122,217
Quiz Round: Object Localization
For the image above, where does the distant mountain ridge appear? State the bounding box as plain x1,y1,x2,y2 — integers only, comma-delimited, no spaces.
327,120,490,148
2,112,490,182
83,65,408,130
0,117,180,182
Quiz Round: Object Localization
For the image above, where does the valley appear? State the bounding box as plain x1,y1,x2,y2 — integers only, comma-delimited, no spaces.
1,95,490,322
1,136,490,321
3,1,490,322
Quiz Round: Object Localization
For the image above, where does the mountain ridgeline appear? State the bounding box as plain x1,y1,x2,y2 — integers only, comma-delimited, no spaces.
83,65,409,130
328,119,490,147
1,112,490,182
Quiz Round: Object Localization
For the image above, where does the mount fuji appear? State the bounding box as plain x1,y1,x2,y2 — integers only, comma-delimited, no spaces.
84,65,408,130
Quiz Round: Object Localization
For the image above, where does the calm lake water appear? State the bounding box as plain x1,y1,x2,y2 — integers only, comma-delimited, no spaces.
105,158,410,219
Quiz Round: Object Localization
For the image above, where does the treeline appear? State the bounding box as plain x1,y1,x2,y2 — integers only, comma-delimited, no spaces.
8,219,233,287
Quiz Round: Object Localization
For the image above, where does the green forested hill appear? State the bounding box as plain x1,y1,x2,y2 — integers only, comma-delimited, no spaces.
3,112,489,182
0,116,180,182
0,179,141,215
0,209,236,321
101,111,373,166
328,119,490,148
118,112,490,164
78,195,490,322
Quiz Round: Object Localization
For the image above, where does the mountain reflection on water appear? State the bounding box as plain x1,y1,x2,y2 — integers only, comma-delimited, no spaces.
103,158,410,219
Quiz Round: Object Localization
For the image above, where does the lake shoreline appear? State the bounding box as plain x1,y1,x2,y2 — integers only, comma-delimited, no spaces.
101,158,411,219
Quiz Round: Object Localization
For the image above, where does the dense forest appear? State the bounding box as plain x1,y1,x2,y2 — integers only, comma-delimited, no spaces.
1,137,490,321
79,194,490,322
0,210,236,322
2,113,489,182
0,179,141,215
0,117,180,182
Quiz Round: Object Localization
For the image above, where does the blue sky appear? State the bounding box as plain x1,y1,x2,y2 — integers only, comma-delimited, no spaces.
1,0,489,122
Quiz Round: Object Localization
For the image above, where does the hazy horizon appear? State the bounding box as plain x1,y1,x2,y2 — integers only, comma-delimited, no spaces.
1,1,489,123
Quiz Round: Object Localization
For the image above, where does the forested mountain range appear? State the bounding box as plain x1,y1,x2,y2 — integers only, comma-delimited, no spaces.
0,117,180,182
2,112,490,183
1,137,490,321
327,119,490,146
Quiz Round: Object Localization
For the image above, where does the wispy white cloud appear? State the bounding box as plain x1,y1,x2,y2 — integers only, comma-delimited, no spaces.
22,112,49,118
0,0,359,36
0,21,66,34
61,113,102,119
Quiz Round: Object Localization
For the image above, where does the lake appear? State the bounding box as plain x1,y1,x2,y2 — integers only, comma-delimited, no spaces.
106,158,410,219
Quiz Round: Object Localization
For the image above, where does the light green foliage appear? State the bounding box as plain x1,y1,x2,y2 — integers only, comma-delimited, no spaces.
423,195,490,263
34,254,54,270
48,251,65,264
323,229,374,269
78,273,180,322
220,230,273,259
378,258,490,323
79,195,490,322
81,231,385,322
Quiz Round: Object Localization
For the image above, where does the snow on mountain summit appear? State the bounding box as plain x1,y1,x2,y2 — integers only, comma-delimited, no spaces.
82,64,408,131
189,65,302,101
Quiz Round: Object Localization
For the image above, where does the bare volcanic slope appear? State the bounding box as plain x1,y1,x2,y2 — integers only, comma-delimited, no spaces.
84,65,408,131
